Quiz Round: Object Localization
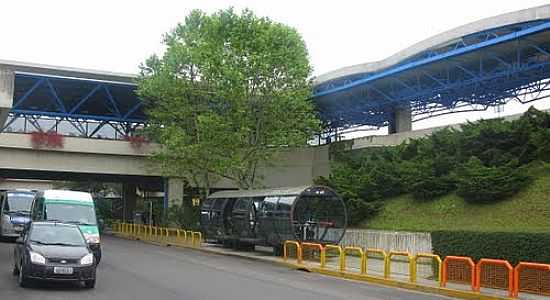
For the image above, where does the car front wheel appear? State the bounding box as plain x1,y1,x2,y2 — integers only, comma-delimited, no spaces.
84,279,95,289
17,262,30,288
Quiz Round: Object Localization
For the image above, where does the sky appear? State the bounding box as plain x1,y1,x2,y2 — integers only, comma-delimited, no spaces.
1,0,550,134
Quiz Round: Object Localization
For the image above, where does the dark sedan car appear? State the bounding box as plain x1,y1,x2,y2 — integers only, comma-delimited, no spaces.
13,222,97,288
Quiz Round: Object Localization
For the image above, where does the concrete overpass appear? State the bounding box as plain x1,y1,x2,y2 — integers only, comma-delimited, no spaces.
0,130,330,216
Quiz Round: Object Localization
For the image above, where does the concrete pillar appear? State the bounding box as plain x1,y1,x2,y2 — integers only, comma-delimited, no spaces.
122,183,137,222
0,69,14,130
165,178,184,208
388,106,412,134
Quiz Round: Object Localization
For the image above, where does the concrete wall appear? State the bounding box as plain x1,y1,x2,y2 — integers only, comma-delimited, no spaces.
0,179,55,190
0,133,152,176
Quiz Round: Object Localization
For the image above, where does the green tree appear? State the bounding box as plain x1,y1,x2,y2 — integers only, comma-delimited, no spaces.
139,8,319,190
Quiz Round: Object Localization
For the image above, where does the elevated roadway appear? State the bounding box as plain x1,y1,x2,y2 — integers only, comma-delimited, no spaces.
0,132,330,189
0,236,450,300
314,4,550,133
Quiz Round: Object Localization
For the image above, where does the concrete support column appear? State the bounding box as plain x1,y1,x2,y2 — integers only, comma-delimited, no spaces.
0,69,14,130
388,106,412,134
165,178,184,208
122,183,137,222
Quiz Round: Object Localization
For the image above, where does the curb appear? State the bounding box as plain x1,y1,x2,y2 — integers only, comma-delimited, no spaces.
110,234,510,300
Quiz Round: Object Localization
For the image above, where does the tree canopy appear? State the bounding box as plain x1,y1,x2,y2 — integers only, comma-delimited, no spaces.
139,8,320,190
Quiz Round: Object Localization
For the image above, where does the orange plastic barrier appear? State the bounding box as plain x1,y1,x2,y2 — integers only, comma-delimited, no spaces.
442,256,476,291
513,262,550,297
301,242,323,265
475,259,513,297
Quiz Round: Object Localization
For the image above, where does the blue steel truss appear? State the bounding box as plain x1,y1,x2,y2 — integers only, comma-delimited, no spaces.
313,20,550,130
3,73,146,138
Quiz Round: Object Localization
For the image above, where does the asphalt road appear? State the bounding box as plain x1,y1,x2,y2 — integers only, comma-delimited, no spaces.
0,235,452,300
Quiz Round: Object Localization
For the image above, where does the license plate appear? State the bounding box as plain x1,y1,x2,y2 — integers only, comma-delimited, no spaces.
53,267,73,274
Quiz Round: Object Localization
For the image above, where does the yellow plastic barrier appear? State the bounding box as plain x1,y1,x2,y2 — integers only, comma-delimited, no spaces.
412,253,442,284
175,229,183,244
302,242,323,266
343,246,366,274
185,230,194,245
192,231,202,247
283,240,303,264
323,244,344,271
387,251,413,281
366,248,388,278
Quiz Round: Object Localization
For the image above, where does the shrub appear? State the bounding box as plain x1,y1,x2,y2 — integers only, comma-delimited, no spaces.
456,157,530,202
400,159,456,200
431,231,550,265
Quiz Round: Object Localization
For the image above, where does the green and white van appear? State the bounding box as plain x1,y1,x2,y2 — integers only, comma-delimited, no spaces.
30,190,102,263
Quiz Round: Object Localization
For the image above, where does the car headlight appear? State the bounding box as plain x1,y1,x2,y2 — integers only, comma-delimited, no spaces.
80,253,94,266
29,251,46,265
84,233,100,244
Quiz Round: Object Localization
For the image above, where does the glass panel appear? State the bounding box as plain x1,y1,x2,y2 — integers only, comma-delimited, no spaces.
30,224,86,246
277,195,295,212
45,203,97,225
212,198,225,210
5,192,34,213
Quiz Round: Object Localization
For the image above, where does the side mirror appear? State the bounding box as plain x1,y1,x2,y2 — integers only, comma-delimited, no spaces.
15,237,24,244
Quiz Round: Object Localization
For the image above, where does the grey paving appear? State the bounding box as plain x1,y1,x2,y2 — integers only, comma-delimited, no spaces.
0,235,453,300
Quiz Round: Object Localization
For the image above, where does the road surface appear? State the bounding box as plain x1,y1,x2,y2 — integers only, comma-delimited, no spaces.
0,235,452,300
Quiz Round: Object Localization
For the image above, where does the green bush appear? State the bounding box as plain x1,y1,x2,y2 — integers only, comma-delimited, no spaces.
315,148,403,225
321,107,550,224
456,157,530,202
431,231,550,265
400,159,456,200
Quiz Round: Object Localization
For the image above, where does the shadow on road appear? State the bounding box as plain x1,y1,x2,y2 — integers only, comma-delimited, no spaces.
22,280,90,292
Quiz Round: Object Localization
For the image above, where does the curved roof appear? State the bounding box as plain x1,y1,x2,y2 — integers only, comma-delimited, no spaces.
208,185,314,199
314,4,550,85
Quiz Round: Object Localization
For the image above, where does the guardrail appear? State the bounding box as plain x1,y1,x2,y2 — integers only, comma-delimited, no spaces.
283,240,550,299
112,222,202,248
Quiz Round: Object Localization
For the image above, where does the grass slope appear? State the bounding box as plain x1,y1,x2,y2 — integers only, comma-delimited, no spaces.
362,166,550,233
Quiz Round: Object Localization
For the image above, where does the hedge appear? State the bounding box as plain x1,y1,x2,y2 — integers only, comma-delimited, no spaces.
431,231,550,265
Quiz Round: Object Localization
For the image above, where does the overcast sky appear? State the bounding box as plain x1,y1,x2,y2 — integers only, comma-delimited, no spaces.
1,0,550,133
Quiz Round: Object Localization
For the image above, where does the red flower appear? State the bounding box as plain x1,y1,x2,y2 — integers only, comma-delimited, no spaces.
125,135,148,149
30,131,64,149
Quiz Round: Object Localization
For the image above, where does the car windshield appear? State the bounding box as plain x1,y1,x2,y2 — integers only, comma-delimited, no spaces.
4,192,34,213
29,224,86,246
45,203,97,225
